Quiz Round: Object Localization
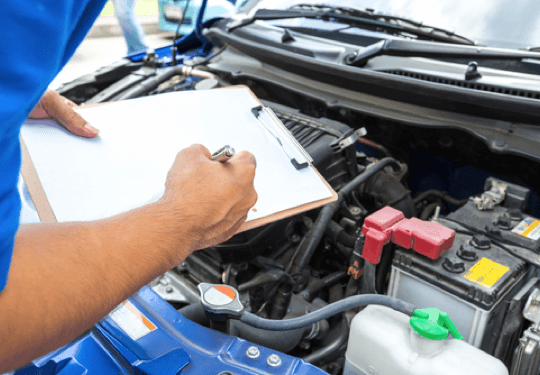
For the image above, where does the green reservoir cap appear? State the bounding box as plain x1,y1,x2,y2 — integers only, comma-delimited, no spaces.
410,308,464,341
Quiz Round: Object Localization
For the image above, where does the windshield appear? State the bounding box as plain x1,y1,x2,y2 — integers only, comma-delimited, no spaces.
239,0,540,49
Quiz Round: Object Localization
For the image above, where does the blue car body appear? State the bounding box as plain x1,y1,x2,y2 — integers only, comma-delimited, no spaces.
158,0,242,34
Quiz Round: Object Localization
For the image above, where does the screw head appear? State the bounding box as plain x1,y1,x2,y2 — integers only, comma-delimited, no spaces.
266,354,281,367
291,234,301,243
267,354,282,367
165,286,173,293
246,346,260,359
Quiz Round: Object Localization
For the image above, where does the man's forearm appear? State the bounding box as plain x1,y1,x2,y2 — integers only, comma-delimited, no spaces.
0,200,191,372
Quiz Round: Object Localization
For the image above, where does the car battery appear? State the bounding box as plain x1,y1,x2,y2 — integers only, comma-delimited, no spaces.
387,230,530,355
446,177,540,253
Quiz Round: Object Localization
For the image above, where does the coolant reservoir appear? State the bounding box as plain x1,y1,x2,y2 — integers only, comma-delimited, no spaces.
343,305,508,375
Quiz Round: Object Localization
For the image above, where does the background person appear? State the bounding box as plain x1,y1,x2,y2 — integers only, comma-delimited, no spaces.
113,0,149,53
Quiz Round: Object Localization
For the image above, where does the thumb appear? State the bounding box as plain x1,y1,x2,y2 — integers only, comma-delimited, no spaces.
43,90,99,138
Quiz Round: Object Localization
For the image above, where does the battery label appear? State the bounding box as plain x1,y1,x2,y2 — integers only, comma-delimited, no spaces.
464,257,509,288
108,300,157,340
512,218,540,240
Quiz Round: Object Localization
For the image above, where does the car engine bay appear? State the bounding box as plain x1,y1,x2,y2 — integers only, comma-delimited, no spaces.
41,16,540,374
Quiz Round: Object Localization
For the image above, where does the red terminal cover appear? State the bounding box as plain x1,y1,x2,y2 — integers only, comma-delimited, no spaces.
361,207,404,264
361,207,455,264
392,218,456,260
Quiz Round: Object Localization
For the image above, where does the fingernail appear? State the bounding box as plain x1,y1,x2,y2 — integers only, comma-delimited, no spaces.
84,124,99,134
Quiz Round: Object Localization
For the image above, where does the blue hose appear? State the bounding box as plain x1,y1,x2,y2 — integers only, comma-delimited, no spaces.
239,294,415,331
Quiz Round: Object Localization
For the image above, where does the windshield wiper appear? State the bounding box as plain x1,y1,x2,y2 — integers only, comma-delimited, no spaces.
344,39,540,67
228,7,474,46
291,4,475,46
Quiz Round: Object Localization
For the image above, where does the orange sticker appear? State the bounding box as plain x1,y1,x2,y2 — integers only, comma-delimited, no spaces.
214,285,237,300
109,300,157,340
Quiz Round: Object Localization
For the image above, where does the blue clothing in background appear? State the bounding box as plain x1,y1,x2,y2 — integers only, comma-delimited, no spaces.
0,0,107,292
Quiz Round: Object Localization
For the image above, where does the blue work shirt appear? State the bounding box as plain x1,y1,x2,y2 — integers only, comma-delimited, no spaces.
0,0,107,292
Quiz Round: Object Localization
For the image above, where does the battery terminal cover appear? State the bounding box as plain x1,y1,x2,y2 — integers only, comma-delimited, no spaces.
361,206,456,264
410,307,464,341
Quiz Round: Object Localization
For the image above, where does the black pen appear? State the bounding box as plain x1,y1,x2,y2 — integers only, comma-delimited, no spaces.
211,145,235,163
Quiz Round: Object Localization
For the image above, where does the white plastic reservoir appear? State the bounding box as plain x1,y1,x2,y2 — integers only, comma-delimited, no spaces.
343,305,508,375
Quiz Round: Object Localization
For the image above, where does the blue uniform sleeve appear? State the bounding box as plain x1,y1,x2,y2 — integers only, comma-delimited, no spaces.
0,0,106,292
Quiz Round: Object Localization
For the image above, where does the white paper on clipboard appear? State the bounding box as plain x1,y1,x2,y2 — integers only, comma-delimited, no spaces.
20,87,336,228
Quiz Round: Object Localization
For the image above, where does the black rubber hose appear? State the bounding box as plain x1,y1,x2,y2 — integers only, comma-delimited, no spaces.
178,303,209,326
269,240,292,260
376,244,395,293
293,158,399,270
326,220,357,248
356,137,392,158
413,190,469,207
301,271,349,302
116,65,185,100
361,172,416,218
420,202,441,220
303,319,349,364
229,320,307,353
335,242,352,260
360,262,377,294
237,269,295,293
239,294,415,331
292,199,342,271
339,158,401,197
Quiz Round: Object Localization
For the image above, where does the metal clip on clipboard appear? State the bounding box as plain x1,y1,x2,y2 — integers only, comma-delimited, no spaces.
251,106,313,170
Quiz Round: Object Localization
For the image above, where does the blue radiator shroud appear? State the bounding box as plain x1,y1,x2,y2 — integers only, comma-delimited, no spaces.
13,286,327,375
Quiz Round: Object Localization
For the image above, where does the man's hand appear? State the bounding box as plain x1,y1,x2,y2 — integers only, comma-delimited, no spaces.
161,144,258,252
29,89,99,138
2,144,257,372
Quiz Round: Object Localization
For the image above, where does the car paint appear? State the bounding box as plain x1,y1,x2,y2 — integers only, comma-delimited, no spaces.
158,0,240,34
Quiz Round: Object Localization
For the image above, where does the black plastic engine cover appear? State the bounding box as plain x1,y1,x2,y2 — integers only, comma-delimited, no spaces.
203,100,354,263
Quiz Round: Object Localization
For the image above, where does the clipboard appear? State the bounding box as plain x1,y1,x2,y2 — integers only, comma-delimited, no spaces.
20,86,338,233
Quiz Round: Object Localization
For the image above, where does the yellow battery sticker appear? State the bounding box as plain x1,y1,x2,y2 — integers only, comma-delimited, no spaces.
512,218,540,240
464,257,509,288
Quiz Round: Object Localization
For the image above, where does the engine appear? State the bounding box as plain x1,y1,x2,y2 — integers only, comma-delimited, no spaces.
139,91,540,374
56,63,540,374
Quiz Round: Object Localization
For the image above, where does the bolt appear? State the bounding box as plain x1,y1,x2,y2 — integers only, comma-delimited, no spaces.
165,286,173,293
267,354,282,367
176,263,187,272
298,340,310,350
433,206,441,221
246,346,260,359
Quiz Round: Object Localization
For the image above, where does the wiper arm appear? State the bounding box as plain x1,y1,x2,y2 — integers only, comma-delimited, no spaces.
228,7,473,46
345,39,540,67
291,4,475,46
227,9,324,31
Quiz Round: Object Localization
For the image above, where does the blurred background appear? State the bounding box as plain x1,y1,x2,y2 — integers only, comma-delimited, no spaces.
50,0,168,89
